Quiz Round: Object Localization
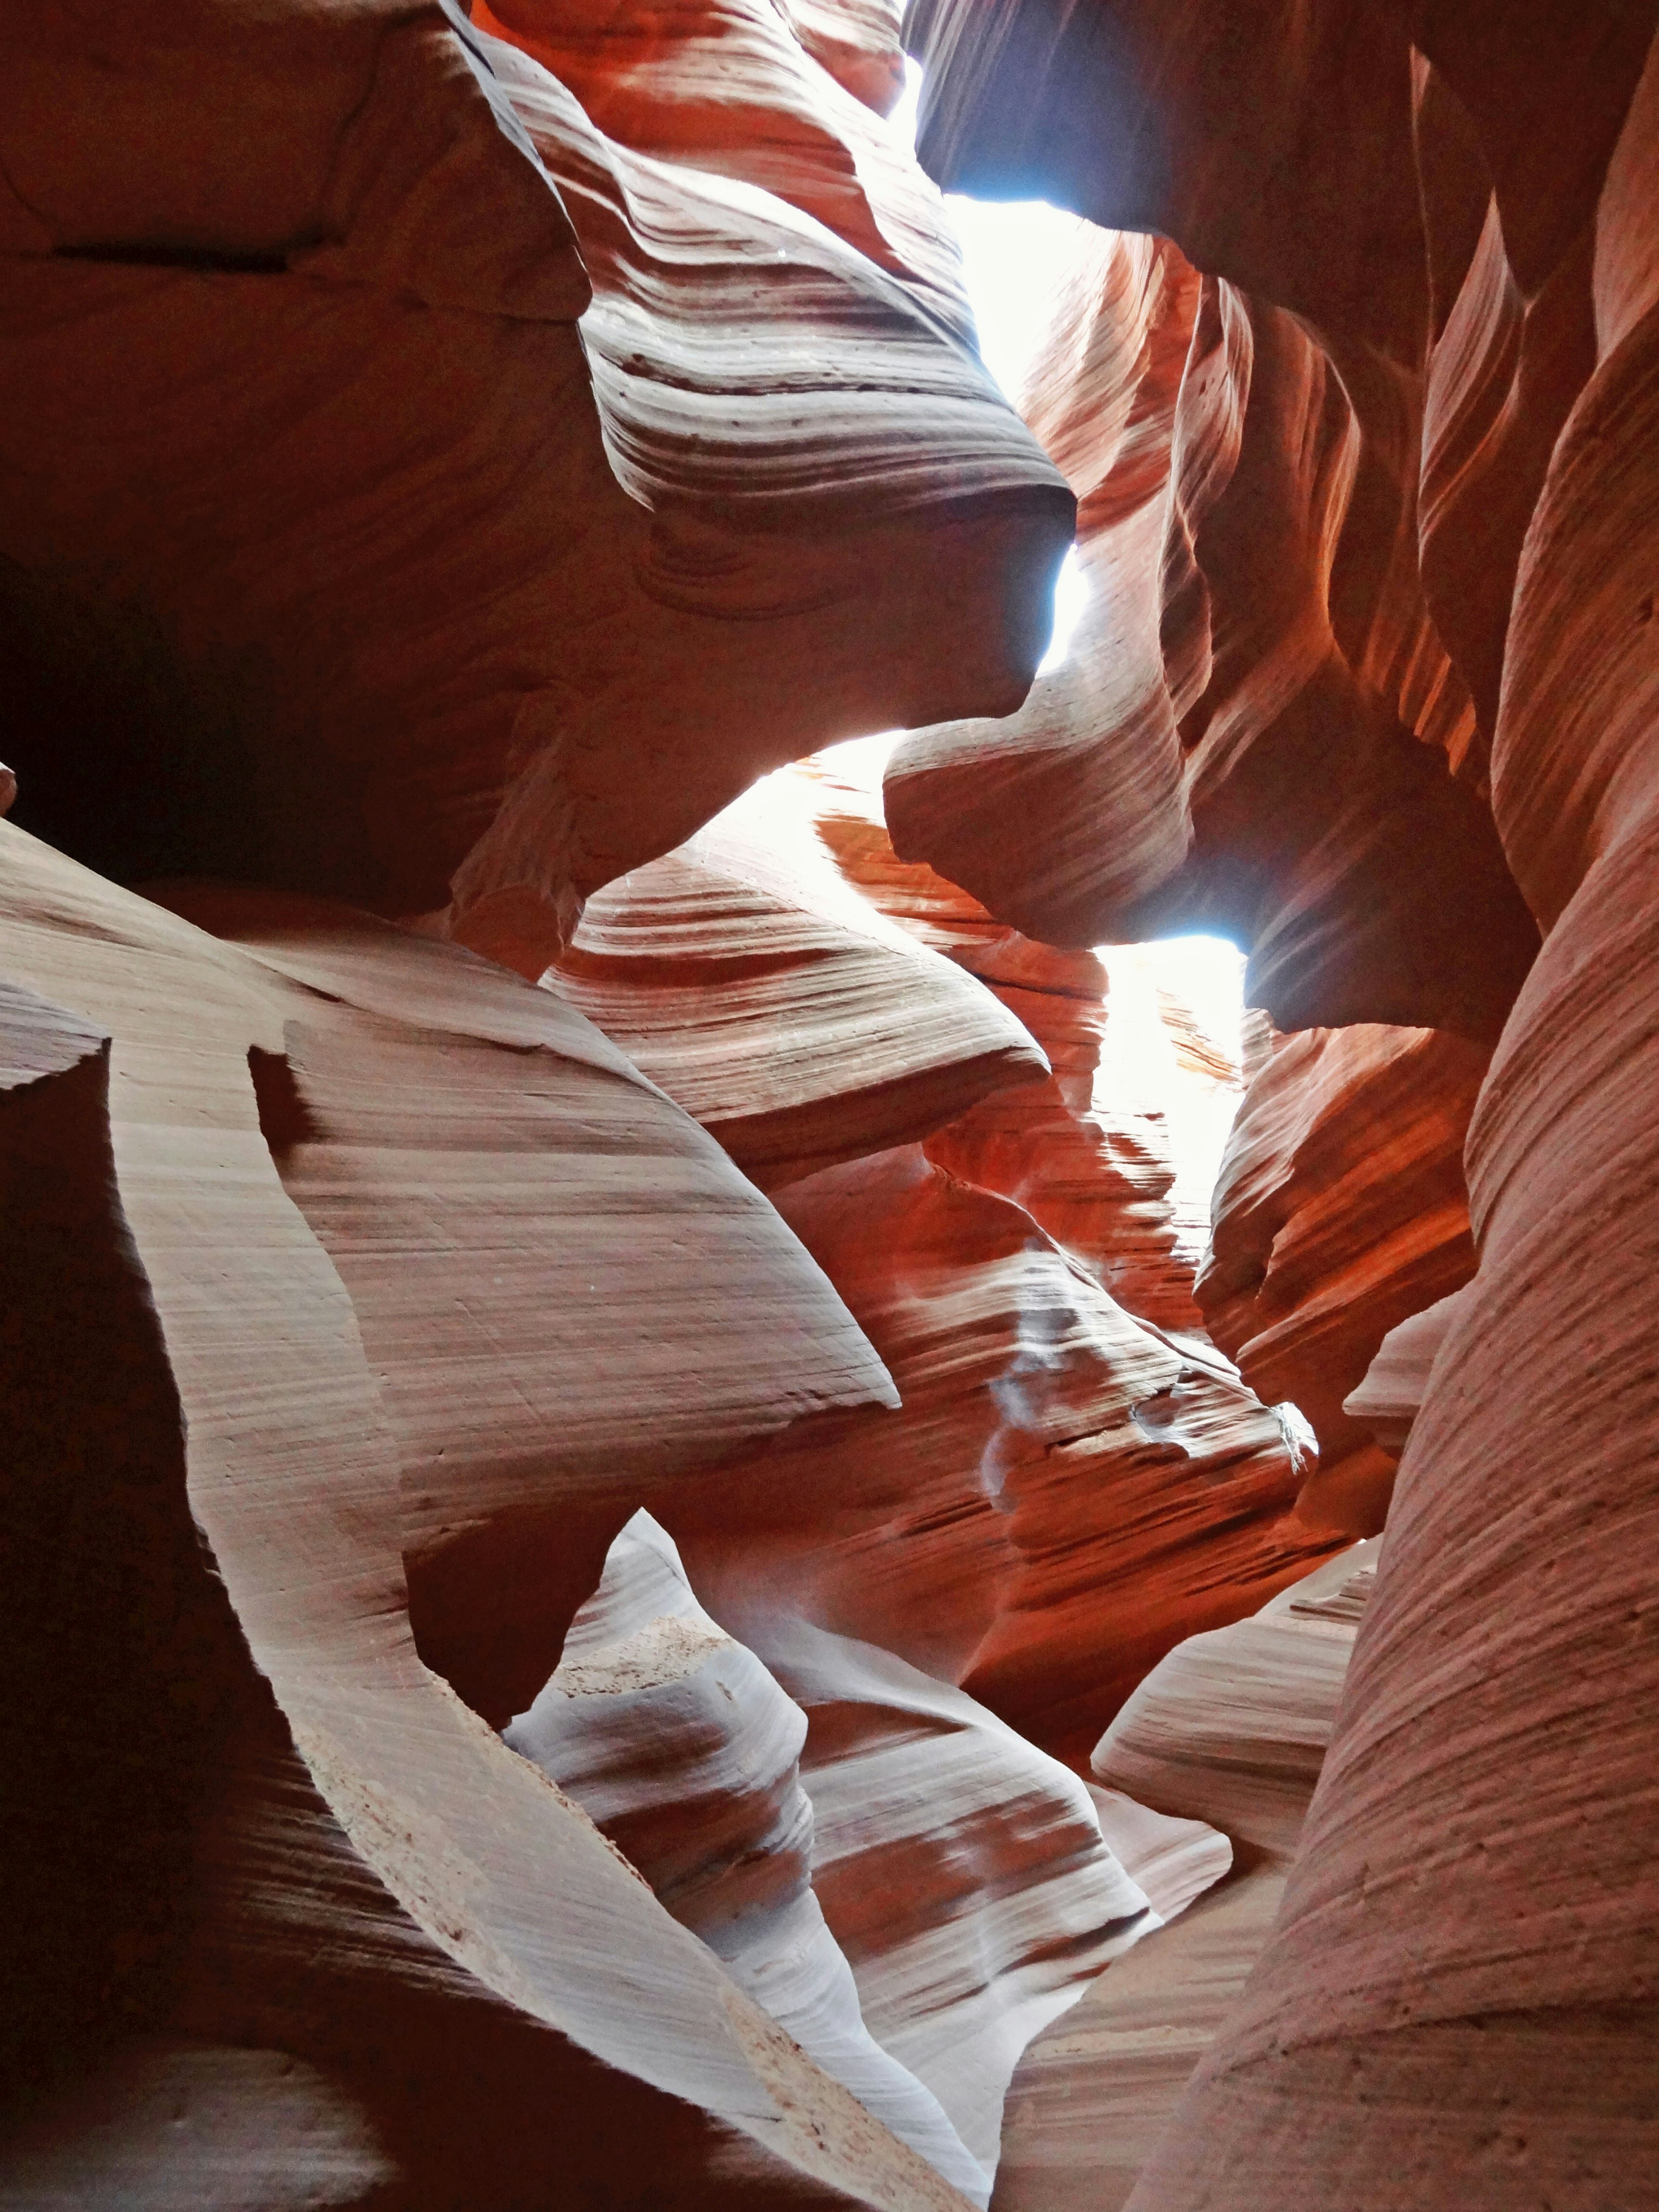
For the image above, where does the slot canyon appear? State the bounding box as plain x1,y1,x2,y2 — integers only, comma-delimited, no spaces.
1,1,1656,2205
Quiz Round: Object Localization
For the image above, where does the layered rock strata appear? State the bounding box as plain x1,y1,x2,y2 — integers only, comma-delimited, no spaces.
0,829,977,2209
992,1543,1377,2212
1197,1021,1488,1535
881,209,1539,1037
0,0,1070,974
806,753,1202,1329
1341,1287,1472,1462
12,0,1659,2202
680,1140,1333,1768
885,6,1659,2205
545,754,1335,1763
1136,41,1659,2201
549,765,1049,1189
505,1510,993,2205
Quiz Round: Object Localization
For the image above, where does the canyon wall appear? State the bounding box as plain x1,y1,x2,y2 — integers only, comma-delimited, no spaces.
896,1,1659,2204
5,0,1659,2206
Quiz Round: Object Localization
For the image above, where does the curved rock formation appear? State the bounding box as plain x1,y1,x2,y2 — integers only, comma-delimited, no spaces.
1139,44,1659,2202
471,0,960,328
1341,1285,1471,1461
885,52,1540,1037
543,746,1330,1762
1197,1022,1488,1535
1092,1543,1379,1860
990,1542,1376,2212
747,1617,1161,2177
12,0,1659,2201
0,826,979,2208
681,1142,1332,1767
548,764,1048,1189
807,752,1201,1329
506,1510,993,2204
0,0,1069,974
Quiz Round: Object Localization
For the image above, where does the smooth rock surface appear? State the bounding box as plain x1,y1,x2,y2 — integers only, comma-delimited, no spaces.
1198,1023,1489,1534
0,828,969,2210
507,1511,993,2205
989,1543,1375,2212
547,764,1049,1189
0,0,1070,972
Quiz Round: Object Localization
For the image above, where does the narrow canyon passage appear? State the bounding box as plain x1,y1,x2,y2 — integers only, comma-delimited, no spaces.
2,3,1656,2209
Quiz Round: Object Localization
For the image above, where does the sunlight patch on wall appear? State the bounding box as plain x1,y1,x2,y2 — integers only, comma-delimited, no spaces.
1095,938,1248,1266
892,60,1089,674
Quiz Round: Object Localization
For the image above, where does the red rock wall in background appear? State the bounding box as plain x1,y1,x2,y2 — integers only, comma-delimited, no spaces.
0,6,1085,2200
882,214,1541,1040
0,833,943,2209
545,756,1335,1767
805,754,1203,1332
7,0,1659,2204
0,0,1070,975
1197,1023,1489,1537
895,0,1659,2204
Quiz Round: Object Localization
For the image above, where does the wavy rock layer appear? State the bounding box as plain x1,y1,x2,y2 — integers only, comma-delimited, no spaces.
548,765,1048,1189
544,747,1328,1761
753,1618,1163,2177
868,8,1659,2207
989,1544,1375,2212
0,828,982,2211
885,73,1539,1037
0,0,1069,975
506,1510,992,2205
1135,42,1659,2203
677,1143,1332,1769
807,754,1201,1329
1196,1023,1488,1535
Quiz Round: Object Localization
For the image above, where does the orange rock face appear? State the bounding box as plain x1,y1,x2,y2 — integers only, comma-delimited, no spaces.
807,753,1201,1328
0,0,1070,973
0,830,949,2207
541,754,1334,1767
10,0,1659,2202
891,2,1659,2205
548,763,1049,1190
883,217,1540,1039
1197,1022,1489,1535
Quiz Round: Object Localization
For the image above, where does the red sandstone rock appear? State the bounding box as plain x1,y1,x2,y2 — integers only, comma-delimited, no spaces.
989,1543,1375,2212
744,1617,1162,2181
506,1509,993,2203
675,1142,1333,1770
12,0,1659,2200
0,0,1069,972
776,0,906,114
806,752,1201,1327
989,1867,1284,2212
539,749,1328,1767
1117,16,1659,2209
1091,1544,1378,1859
885,42,1539,1036
1341,1286,1471,1460
472,0,960,329
1196,1022,1488,1534
0,827,985,2208
547,764,1049,1189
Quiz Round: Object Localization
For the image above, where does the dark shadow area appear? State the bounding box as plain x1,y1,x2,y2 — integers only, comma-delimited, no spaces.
0,985,243,2101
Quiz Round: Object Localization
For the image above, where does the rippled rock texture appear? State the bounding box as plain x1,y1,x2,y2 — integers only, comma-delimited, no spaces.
0,0,1070,975
896,1,1659,2205
1198,1021,1488,1536
544,754,1335,1766
8,0,1659,2205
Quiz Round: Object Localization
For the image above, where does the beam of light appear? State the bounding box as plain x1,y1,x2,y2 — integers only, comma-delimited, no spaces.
891,60,1087,673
